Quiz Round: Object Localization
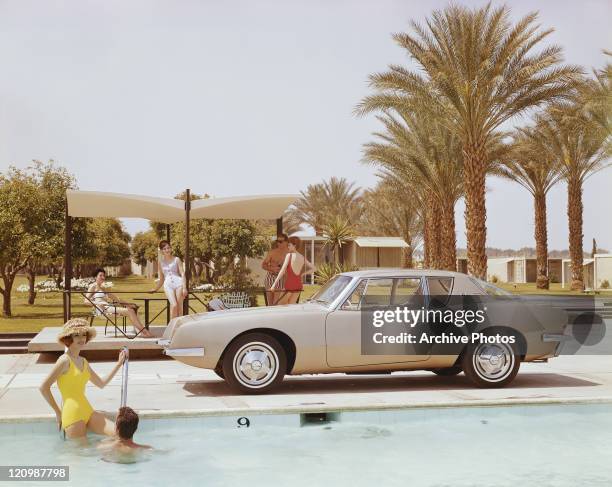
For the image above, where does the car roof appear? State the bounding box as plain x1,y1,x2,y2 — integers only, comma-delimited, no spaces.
340,269,465,278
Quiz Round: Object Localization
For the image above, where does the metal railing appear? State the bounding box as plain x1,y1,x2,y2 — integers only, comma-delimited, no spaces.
62,286,267,330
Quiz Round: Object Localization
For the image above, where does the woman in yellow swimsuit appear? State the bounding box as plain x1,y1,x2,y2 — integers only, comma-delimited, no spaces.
40,319,127,439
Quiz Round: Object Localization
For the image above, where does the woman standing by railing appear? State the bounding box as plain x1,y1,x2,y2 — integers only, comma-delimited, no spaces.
150,240,188,319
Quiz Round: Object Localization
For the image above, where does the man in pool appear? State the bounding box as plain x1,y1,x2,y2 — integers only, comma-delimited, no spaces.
99,407,152,454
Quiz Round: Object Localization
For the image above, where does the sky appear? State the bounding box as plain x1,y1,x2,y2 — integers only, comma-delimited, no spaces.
0,0,610,251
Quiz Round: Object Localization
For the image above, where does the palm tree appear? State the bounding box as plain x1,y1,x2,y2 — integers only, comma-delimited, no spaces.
583,52,612,155
356,3,580,278
359,178,422,268
361,130,436,267
529,102,609,290
288,177,361,234
321,216,354,264
497,128,562,289
363,110,463,270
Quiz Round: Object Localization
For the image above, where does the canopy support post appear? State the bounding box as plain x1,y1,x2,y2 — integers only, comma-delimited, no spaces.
63,200,73,322
183,189,191,315
276,217,283,236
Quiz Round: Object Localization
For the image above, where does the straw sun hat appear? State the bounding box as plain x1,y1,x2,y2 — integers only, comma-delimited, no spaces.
57,318,97,344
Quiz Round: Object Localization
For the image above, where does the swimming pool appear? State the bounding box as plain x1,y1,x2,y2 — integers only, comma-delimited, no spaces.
1,403,611,486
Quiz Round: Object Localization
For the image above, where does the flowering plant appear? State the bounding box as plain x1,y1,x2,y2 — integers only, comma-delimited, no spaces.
16,277,114,293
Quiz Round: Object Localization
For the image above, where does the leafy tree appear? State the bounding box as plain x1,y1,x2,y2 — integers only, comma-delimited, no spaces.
87,218,131,267
131,230,159,267
0,167,43,316
23,161,77,303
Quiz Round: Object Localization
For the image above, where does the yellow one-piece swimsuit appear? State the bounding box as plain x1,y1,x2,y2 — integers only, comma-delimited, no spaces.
57,356,94,429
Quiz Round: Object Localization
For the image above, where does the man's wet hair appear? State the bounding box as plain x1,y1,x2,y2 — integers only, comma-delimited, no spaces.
116,407,139,440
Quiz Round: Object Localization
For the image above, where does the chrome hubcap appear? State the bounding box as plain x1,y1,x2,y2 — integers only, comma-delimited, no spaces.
473,343,514,382
233,342,278,388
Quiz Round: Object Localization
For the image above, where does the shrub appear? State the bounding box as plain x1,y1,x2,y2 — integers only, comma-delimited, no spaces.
314,262,358,285
601,279,610,289
215,262,259,306
489,274,499,284
193,283,214,292
15,278,112,293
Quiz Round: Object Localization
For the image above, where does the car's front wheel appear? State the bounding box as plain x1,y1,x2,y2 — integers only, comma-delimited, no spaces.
222,333,287,394
461,339,520,388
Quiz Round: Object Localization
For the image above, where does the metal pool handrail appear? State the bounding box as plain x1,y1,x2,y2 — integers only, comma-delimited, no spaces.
120,347,129,408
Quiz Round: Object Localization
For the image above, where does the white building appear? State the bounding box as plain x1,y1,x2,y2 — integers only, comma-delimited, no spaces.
486,257,563,284
562,253,612,290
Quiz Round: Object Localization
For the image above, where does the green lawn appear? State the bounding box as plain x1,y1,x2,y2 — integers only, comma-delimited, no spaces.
1,274,608,333
0,275,321,333
495,282,612,296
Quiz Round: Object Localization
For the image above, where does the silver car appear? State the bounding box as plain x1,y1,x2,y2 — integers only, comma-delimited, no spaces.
162,270,568,393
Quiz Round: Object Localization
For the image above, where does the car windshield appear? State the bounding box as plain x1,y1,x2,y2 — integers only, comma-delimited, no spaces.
309,275,352,306
471,278,513,297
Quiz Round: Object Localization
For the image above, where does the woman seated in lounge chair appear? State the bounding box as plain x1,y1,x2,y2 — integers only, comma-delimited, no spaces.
86,268,153,338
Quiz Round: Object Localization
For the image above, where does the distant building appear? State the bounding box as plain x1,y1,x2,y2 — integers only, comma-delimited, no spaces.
486,257,562,284
594,254,612,290
562,254,612,290
247,235,410,285
457,254,611,290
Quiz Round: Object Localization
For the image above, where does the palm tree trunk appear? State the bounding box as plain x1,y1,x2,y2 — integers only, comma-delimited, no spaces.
567,177,584,290
426,195,441,269
463,142,488,279
534,192,549,290
402,243,413,269
422,211,430,269
439,197,457,271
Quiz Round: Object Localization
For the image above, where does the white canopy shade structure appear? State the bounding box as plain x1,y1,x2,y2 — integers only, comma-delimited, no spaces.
66,190,298,223
63,189,298,321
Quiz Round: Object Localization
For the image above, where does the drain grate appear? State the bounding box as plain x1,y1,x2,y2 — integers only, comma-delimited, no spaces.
300,412,339,426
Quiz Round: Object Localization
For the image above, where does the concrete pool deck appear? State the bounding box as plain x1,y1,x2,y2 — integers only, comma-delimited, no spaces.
0,354,611,421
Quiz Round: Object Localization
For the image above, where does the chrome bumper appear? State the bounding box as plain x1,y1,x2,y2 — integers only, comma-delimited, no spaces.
164,347,205,357
542,333,572,357
542,333,573,343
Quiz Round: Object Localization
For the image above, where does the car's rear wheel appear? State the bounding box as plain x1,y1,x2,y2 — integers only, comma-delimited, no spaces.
431,366,462,376
222,333,287,394
462,339,520,388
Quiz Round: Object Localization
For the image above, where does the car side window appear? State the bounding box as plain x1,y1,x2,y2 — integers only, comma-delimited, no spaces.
342,280,367,310
360,279,393,308
427,277,454,307
391,278,423,305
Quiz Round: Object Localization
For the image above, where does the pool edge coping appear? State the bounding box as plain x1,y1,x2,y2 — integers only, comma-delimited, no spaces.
2,395,612,423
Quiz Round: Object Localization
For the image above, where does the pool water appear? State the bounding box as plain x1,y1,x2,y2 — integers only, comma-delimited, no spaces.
1,403,611,487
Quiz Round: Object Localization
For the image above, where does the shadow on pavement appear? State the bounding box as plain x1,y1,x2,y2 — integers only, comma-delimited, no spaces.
181,372,600,397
